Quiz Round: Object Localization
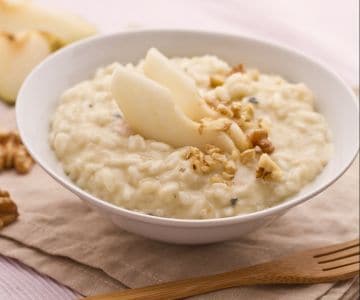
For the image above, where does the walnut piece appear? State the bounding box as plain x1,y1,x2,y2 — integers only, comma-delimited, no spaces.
0,130,34,174
216,103,234,118
240,104,255,122
209,64,245,88
248,129,275,154
185,144,237,184
209,74,225,88
256,154,282,181
239,148,257,164
0,189,18,229
230,101,242,118
201,64,280,172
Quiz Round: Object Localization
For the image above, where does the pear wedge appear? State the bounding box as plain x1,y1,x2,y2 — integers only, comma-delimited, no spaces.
111,66,236,152
0,0,96,45
0,30,59,103
143,48,217,121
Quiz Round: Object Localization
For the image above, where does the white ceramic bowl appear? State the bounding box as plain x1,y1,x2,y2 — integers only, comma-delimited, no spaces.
16,30,359,244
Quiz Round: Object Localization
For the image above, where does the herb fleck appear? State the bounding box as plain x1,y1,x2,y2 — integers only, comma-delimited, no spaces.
179,167,186,173
248,97,259,104
88,103,93,108
113,113,122,119
230,198,238,206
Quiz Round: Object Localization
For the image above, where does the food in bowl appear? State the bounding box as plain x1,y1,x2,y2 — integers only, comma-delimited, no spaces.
49,48,332,219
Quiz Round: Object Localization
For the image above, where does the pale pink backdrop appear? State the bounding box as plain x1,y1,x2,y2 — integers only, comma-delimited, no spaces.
1,0,358,299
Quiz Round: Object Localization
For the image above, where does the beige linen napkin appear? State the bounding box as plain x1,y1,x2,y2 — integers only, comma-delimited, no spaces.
0,103,359,299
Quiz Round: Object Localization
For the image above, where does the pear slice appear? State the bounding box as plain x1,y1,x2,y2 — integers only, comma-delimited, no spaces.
111,66,236,152
0,30,60,103
0,0,96,45
143,48,217,121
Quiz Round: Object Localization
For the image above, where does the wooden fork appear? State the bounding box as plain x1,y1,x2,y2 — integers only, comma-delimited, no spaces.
85,239,359,300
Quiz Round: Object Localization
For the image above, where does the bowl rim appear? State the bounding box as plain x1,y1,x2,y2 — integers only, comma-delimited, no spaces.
16,29,359,228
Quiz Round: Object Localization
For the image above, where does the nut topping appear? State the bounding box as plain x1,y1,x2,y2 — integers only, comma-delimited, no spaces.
0,189,18,229
256,154,282,181
185,144,237,184
0,130,34,174
248,129,274,154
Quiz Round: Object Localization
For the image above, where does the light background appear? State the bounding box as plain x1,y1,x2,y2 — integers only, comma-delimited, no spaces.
36,0,360,85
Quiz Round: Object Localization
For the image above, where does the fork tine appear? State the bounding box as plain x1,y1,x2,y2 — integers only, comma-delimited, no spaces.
320,261,359,281
320,255,359,271
313,239,359,258
317,245,359,263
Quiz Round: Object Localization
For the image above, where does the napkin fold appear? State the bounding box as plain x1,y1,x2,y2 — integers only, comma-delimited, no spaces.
0,104,359,299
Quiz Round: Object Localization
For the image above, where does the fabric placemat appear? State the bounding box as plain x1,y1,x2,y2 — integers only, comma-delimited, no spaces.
0,102,359,299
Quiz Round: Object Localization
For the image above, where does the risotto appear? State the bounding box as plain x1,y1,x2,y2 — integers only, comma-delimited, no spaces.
49,49,332,219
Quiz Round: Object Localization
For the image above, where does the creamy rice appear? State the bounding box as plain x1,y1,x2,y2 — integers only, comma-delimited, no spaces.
49,55,332,219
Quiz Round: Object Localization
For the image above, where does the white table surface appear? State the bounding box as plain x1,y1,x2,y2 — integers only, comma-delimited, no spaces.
1,0,358,299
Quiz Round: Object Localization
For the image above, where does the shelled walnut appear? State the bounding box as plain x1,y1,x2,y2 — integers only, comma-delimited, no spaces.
256,154,282,181
248,129,274,154
0,189,18,229
0,130,34,174
185,144,237,184
209,64,245,88
204,64,283,182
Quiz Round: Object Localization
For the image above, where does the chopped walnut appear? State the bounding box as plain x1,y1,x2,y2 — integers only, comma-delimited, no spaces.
240,104,255,122
0,189,18,229
239,148,257,164
208,64,245,90
248,129,268,143
186,146,218,175
203,155,216,166
205,144,222,155
256,154,282,181
209,74,225,88
230,101,242,118
185,146,201,160
216,103,234,118
184,144,237,184
257,139,275,154
0,130,34,174
212,152,227,163
248,129,274,154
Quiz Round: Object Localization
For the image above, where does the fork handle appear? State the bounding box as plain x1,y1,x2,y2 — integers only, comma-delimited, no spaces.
84,268,264,300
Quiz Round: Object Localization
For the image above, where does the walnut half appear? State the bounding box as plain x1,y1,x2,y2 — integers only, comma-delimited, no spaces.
0,189,18,229
0,130,34,174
